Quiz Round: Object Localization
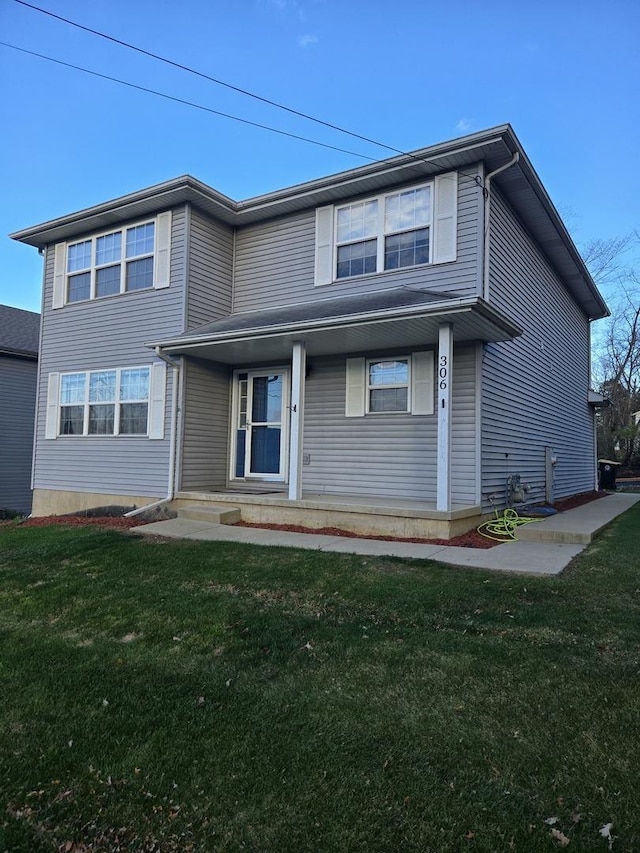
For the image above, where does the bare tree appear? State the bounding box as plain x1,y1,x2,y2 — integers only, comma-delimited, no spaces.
585,231,640,469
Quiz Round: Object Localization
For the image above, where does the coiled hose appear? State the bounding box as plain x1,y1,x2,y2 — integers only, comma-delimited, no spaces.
477,507,540,542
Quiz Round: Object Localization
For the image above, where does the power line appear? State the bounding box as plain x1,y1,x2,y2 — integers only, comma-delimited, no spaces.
0,42,377,161
8,1,486,185
13,0,406,158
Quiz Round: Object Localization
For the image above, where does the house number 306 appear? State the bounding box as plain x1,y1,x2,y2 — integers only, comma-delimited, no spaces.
439,355,448,390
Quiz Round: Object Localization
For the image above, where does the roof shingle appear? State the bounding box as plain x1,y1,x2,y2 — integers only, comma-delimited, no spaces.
0,305,40,357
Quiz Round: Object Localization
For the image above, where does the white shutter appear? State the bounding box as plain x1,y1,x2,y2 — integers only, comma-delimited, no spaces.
53,243,66,308
314,205,334,286
148,362,167,439
411,351,434,415
45,372,60,439
345,357,365,417
153,211,172,289
433,172,458,264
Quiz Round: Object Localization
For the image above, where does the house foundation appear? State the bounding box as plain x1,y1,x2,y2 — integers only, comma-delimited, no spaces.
31,488,161,517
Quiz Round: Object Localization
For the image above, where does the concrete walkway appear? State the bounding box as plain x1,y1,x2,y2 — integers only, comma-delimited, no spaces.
132,492,640,576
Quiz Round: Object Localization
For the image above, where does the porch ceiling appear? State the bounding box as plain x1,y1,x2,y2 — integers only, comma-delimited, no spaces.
149,288,522,364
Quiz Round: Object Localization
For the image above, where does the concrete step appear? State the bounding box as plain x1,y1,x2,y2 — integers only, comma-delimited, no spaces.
177,504,241,525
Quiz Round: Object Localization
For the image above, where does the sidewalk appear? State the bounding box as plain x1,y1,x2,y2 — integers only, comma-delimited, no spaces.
132,492,640,576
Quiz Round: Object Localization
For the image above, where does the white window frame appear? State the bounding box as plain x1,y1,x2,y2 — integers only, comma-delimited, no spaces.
365,357,411,414
53,211,172,308
314,172,458,287
57,366,152,437
345,351,434,417
334,182,432,281
64,219,156,303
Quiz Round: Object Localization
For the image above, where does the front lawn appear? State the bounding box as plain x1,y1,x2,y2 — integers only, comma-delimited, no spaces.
1,508,639,851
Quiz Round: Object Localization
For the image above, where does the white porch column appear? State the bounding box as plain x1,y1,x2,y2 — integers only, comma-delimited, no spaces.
437,323,453,512
288,340,306,500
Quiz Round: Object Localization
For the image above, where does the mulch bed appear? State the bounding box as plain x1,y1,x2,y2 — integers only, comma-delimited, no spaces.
21,515,148,529
234,491,609,550
12,491,608,549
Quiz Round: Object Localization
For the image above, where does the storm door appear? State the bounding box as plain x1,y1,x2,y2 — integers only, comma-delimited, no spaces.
232,369,289,481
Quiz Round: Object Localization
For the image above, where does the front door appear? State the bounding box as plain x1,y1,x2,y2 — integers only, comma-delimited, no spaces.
232,369,289,482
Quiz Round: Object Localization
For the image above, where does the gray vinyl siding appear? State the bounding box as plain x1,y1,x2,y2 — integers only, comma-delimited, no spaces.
0,356,37,513
186,207,233,330
33,207,187,498
232,171,481,313
302,346,477,503
180,358,230,491
482,188,593,507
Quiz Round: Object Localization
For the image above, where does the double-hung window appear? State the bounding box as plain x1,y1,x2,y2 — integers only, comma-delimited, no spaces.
315,172,458,286
59,366,151,436
345,352,434,417
335,186,431,280
66,222,155,303
52,211,171,308
367,359,410,413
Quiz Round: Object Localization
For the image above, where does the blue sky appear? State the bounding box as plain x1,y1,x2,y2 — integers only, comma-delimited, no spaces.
1,0,638,313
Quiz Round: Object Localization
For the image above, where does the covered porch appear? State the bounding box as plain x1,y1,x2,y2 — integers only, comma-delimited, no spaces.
151,286,521,536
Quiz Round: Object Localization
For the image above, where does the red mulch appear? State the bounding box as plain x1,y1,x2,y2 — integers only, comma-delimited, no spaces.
21,516,148,529
234,491,609,550
235,521,497,549
15,491,608,549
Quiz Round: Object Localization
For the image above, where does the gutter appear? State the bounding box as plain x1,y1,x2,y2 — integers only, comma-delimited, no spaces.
124,348,181,518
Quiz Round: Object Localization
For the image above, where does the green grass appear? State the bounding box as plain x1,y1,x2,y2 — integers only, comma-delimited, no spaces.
1,509,639,852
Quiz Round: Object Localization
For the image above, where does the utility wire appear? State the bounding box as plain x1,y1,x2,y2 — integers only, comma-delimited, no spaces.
11,0,484,184
13,0,406,157
0,42,377,161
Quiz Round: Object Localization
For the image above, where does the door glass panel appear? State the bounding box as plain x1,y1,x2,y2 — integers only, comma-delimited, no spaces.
250,426,281,474
251,375,283,423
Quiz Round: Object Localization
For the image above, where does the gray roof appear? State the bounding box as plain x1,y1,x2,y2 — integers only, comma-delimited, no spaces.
9,124,608,320
0,305,40,358
178,286,457,338
150,287,522,365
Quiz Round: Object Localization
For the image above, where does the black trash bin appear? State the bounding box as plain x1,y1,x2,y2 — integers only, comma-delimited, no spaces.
598,459,621,490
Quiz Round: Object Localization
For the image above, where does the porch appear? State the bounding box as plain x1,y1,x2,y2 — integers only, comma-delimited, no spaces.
153,286,522,526
172,489,483,540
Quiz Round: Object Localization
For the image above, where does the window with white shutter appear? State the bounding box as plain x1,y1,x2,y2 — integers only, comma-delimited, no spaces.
52,212,172,306
344,352,434,417
315,174,457,286
44,365,162,438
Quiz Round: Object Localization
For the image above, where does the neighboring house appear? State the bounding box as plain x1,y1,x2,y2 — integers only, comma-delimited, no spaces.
10,125,609,537
0,304,40,514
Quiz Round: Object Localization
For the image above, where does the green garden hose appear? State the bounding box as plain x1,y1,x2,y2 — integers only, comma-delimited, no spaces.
477,508,540,542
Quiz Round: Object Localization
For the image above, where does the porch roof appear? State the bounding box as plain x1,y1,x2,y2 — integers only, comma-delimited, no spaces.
149,286,522,363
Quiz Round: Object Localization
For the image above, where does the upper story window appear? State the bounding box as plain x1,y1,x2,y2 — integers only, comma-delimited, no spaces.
52,211,172,309
314,172,458,287
335,186,431,280
66,221,155,303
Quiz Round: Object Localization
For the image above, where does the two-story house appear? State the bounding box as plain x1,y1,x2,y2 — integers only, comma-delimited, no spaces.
10,124,608,538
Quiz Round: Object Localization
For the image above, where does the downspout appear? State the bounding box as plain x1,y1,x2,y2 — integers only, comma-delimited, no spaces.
482,152,519,301
124,347,181,518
